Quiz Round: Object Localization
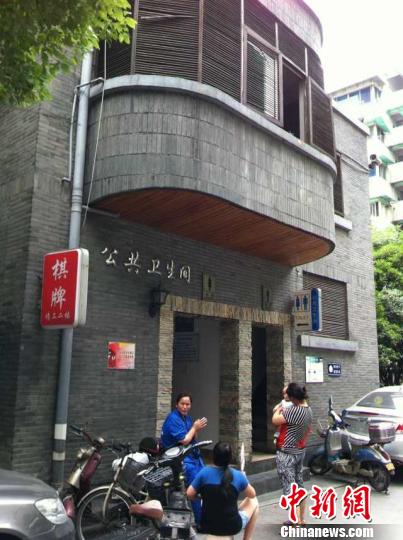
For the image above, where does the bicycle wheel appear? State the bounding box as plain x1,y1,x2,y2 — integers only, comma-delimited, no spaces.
76,486,134,540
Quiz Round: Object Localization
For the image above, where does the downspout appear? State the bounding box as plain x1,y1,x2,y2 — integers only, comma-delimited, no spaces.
52,51,93,487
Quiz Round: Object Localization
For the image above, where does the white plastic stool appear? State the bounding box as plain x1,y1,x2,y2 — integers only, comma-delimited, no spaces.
206,536,234,540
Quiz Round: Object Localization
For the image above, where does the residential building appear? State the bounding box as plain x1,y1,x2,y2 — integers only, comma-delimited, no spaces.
332,74,403,228
0,0,379,482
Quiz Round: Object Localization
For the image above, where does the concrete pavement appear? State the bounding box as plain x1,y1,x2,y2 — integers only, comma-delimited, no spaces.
227,469,403,540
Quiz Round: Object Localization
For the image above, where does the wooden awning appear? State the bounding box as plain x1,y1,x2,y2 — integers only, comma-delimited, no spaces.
95,188,334,266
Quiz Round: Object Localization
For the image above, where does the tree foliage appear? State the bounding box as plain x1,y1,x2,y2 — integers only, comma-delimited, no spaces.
0,0,135,106
372,225,403,384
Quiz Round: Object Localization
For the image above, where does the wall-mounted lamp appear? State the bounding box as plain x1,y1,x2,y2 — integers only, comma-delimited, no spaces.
149,285,170,317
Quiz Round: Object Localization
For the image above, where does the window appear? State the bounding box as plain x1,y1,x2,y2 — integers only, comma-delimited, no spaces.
334,87,372,104
370,201,380,217
303,272,349,340
393,117,403,128
358,391,395,409
283,62,304,139
246,37,280,121
333,153,344,216
244,9,335,158
379,164,387,179
373,125,385,142
359,86,371,103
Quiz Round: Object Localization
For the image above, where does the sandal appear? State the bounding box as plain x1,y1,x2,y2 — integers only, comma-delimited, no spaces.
282,520,296,526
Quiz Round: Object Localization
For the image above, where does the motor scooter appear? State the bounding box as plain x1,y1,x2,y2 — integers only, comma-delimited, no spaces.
309,397,395,492
60,424,107,519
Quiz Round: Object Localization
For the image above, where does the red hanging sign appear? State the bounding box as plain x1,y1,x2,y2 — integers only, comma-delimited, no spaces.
40,248,89,329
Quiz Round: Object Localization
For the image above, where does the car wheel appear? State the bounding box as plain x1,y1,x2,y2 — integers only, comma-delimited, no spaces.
309,454,330,475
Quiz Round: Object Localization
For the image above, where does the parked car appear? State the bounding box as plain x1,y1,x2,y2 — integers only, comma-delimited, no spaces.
343,385,403,466
0,468,75,539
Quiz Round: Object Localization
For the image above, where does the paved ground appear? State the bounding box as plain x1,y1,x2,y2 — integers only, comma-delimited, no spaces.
227,469,403,540
89,469,403,540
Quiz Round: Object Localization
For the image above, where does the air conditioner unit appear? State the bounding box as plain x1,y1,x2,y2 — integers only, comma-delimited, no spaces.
369,154,381,168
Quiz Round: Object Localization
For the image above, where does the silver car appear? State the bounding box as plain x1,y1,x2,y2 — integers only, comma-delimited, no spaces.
0,468,75,539
343,385,403,466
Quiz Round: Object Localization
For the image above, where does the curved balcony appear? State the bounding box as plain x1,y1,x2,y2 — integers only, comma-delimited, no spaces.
389,161,403,185
385,125,403,150
86,76,336,267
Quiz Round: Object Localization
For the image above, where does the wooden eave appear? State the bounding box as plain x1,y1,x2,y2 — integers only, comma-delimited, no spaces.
95,188,334,267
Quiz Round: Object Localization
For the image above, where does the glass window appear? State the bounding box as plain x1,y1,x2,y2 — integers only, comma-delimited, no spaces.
335,95,347,102
370,202,379,217
393,395,403,413
379,164,387,179
357,391,395,409
376,125,385,142
359,87,371,103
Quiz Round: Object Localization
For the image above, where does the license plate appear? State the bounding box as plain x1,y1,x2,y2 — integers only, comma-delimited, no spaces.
386,462,395,471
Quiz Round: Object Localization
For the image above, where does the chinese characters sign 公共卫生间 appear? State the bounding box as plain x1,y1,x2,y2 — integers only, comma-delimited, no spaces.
40,248,89,329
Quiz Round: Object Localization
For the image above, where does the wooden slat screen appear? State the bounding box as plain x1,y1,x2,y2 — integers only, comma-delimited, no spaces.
246,37,279,120
303,272,349,340
96,40,132,79
245,0,276,47
202,0,242,100
278,23,306,72
334,153,344,216
309,78,335,157
134,0,199,81
307,47,324,89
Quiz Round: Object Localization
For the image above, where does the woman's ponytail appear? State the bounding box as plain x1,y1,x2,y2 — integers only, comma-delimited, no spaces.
213,441,234,498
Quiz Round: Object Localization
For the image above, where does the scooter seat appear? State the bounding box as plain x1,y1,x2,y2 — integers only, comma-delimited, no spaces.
130,499,164,520
348,434,369,447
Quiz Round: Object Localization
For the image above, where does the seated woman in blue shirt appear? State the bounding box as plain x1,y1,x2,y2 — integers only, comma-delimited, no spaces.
161,392,208,525
187,442,259,539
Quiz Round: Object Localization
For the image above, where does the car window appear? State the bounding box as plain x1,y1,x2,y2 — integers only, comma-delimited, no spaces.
357,391,395,409
392,395,403,413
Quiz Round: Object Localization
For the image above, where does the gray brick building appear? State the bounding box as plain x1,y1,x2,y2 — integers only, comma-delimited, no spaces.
0,0,378,483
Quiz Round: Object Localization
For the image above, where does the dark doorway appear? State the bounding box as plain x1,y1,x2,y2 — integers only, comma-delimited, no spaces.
283,63,302,139
172,314,220,443
252,325,267,451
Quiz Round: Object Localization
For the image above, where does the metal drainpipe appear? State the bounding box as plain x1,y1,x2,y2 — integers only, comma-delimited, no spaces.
52,51,93,487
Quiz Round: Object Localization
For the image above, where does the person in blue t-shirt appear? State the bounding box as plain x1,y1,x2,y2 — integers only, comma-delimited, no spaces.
187,442,259,538
161,392,208,525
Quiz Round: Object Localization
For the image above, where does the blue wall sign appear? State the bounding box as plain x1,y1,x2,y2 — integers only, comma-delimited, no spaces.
328,363,342,377
311,287,322,332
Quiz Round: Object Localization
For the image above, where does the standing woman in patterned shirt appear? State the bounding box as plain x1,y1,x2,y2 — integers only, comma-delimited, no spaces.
272,382,313,526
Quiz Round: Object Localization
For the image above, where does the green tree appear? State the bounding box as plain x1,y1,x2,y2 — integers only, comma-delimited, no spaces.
0,0,135,106
372,225,403,385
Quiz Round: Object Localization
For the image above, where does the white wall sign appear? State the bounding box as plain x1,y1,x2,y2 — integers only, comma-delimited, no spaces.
306,356,324,383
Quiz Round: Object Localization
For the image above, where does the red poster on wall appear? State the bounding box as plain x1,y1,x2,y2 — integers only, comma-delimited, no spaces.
40,248,89,329
108,342,136,370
